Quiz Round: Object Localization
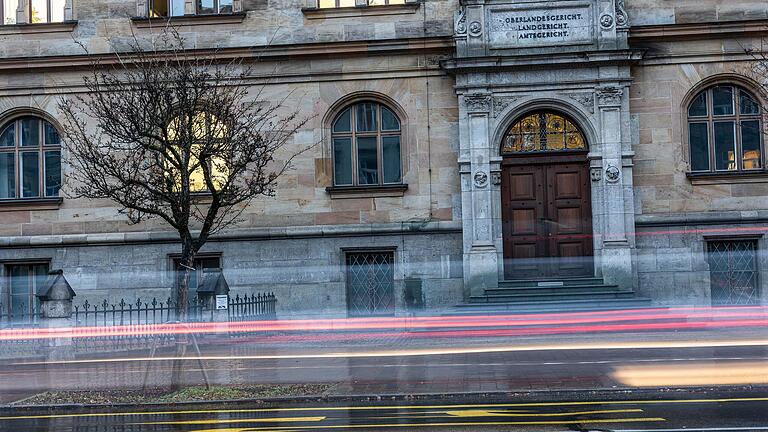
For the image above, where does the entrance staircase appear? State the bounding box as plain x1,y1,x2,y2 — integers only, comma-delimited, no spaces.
450,277,652,314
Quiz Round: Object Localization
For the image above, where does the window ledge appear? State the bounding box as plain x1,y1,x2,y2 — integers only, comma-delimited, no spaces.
687,171,768,185
131,13,246,28
0,197,62,211
0,20,77,35
302,3,420,20
326,184,408,199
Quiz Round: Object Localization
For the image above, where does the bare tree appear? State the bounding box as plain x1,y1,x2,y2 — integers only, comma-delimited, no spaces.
59,28,308,322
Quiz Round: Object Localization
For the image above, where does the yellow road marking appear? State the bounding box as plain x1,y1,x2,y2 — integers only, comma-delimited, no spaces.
155,418,667,430
0,397,764,421
140,416,326,425
13,338,768,366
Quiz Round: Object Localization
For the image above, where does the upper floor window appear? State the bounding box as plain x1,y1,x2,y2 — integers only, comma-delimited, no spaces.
688,85,764,173
331,101,402,187
165,112,228,192
1,0,66,25
318,0,404,8
1,0,16,24
0,116,62,200
149,0,233,17
29,0,65,23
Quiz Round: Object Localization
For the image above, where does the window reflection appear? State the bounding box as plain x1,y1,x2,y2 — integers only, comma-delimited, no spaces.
687,85,763,173
331,101,403,187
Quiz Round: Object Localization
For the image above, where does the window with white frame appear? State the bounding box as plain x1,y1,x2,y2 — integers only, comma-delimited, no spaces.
148,0,233,17
318,0,404,8
1,0,66,25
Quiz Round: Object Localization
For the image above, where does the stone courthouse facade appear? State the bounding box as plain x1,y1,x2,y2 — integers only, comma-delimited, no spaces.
1,0,767,317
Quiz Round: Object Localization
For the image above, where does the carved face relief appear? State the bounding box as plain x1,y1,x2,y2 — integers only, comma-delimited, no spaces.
474,171,489,188
599,14,614,29
468,21,482,37
605,165,621,183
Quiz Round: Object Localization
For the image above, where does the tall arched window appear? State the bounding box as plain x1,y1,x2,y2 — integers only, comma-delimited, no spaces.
0,116,62,200
331,101,402,186
165,111,229,192
501,111,587,154
687,85,763,172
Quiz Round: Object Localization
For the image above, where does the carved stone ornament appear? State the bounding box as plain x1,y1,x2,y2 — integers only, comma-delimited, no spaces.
492,96,519,118
599,14,614,29
567,92,595,114
474,171,489,188
590,167,602,182
605,165,621,183
491,171,501,186
597,86,624,106
454,7,467,35
468,21,482,37
615,0,628,27
465,94,491,113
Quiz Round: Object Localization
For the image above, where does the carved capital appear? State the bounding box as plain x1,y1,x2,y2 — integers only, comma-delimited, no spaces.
597,86,624,107
465,94,492,113
492,96,519,118
567,92,595,114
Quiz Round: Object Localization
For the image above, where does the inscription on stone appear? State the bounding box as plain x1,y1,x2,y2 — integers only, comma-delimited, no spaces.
489,5,593,48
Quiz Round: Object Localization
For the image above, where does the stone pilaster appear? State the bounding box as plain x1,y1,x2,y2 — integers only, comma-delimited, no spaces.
596,84,635,288
460,93,498,296
136,0,148,17
63,0,73,20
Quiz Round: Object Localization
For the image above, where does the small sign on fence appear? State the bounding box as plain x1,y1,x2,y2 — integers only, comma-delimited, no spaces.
215,295,228,310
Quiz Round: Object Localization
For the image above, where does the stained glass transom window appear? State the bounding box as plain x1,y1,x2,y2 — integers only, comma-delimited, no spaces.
501,112,586,154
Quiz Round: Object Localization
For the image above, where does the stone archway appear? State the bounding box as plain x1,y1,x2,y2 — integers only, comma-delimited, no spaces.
499,111,594,279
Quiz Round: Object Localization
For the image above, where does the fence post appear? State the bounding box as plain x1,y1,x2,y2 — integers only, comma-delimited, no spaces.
36,270,76,361
198,268,230,323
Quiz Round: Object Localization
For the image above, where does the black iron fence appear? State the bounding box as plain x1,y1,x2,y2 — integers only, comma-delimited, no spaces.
73,297,209,327
228,293,276,322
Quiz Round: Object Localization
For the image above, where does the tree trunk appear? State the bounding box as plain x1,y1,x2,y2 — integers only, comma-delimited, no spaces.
170,241,195,391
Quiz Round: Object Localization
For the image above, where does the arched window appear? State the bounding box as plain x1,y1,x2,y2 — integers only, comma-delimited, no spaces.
501,111,586,154
0,116,62,200
331,101,402,186
687,85,763,172
165,112,228,192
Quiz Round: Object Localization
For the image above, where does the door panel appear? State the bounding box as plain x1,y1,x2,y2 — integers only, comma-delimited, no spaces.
501,165,547,278
546,163,593,277
502,160,593,278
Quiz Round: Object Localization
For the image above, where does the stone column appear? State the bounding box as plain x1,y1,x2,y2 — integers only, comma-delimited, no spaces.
461,93,499,296
136,0,148,17
596,85,634,288
16,0,27,24
63,0,73,20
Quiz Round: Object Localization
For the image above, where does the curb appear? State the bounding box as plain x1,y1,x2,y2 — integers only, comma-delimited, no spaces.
2,385,767,415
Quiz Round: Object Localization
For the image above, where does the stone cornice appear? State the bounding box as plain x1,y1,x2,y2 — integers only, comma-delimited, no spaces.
0,220,462,248
0,36,454,72
629,19,768,42
0,20,77,35
442,49,644,73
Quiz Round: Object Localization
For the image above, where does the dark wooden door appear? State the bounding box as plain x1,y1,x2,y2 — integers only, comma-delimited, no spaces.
501,160,593,279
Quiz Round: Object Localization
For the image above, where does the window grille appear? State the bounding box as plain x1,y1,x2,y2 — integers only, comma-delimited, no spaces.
707,240,760,306
346,251,395,317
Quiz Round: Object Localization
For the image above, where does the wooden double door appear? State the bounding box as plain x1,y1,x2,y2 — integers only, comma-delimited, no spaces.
501,156,594,279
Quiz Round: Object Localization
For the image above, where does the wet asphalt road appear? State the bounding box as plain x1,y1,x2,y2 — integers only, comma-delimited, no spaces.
1,395,767,431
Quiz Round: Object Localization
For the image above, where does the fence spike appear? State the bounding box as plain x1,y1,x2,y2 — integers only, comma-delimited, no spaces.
83,300,90,311
119,299,126,309
151,297,158,307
